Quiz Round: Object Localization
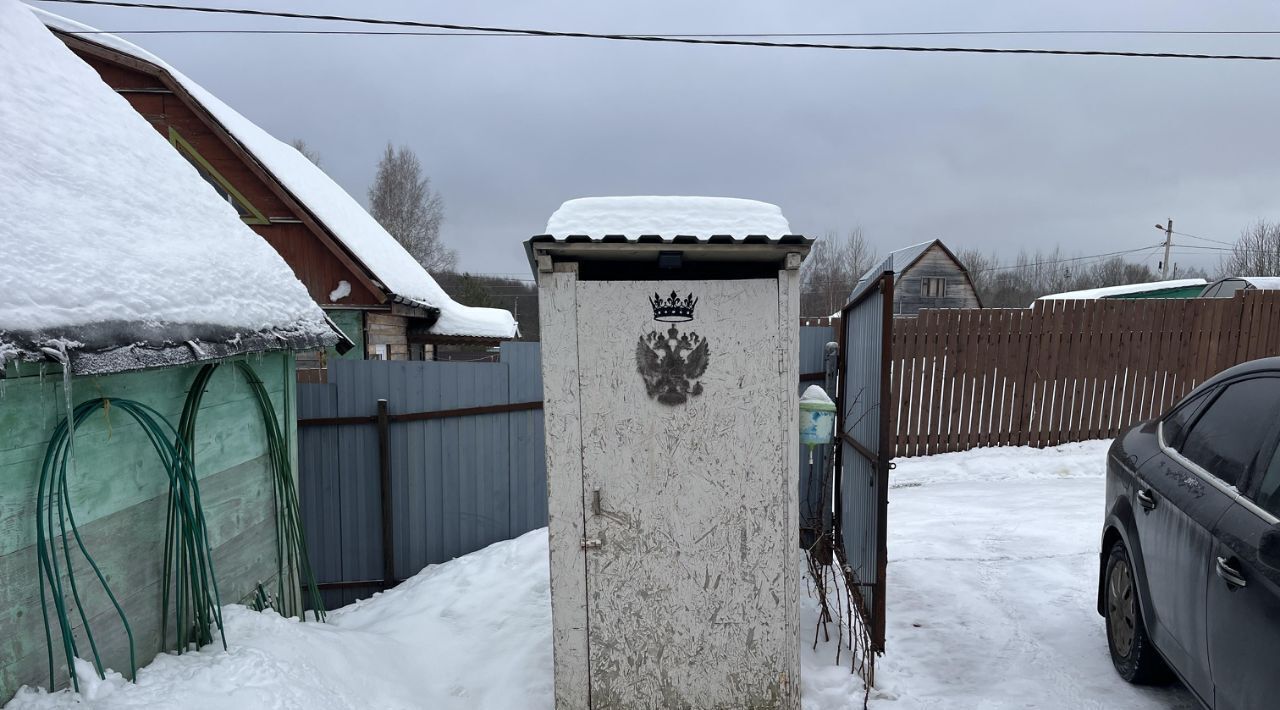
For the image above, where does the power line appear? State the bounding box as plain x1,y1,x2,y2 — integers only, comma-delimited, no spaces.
1171,229,1236,247
974,244,1166,273
57,28,1280,38
37,0,1280,62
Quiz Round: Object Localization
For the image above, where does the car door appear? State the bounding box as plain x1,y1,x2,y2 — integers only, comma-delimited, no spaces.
1207,400,1280,710
1136,378,1280,701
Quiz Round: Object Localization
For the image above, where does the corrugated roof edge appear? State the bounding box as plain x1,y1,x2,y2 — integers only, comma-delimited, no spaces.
2,328,334,377
524,234,812,277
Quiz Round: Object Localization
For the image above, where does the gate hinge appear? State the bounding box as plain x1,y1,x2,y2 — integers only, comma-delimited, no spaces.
581,538,602,550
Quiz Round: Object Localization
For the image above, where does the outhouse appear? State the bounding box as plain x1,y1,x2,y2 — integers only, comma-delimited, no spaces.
528,196,812,709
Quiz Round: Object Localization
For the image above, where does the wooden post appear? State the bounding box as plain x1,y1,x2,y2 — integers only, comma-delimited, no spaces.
376,398,395,588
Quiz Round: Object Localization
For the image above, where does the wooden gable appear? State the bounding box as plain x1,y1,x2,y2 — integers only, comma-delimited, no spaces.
65,44,385,309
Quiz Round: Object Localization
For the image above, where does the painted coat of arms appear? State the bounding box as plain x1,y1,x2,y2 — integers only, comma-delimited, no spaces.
636,291,710,406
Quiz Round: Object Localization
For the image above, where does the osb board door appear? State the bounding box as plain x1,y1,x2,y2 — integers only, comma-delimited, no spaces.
575,279,794,709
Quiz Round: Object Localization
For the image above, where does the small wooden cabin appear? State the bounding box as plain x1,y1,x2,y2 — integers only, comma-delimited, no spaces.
1,8,335,699
851,239,981,315
39,10,517,380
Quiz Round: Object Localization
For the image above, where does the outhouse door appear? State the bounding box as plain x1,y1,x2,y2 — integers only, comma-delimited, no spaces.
573,278,797,708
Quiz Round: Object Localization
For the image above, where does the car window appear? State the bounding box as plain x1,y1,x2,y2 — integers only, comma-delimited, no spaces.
1220,280,1249,297
1177,377,1280,488
1162,389,1211,447
1202,284,1222,298
1252,446,1280,518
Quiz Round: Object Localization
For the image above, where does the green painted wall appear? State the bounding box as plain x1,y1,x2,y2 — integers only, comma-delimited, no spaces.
0,352,295,700
324,308,365,362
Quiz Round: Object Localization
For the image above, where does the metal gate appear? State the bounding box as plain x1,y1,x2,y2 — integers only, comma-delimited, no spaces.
834,267,894,656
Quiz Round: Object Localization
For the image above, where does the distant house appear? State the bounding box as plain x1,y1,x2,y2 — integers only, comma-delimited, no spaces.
2,5,334,698
850,239,981,315
1037,278,1208,303
1199,276,1280,298
38,9,516,378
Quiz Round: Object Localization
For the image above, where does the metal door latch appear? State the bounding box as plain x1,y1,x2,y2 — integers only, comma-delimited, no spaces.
581,538,602,550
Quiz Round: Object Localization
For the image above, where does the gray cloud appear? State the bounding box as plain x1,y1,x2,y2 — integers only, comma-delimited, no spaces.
36,0,1280,278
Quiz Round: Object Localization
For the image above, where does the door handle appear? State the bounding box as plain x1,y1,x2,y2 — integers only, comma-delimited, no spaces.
1216,556,1248,590
1136,489,1157,512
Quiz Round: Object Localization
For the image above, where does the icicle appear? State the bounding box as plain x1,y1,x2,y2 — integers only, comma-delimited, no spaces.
40,343,78,475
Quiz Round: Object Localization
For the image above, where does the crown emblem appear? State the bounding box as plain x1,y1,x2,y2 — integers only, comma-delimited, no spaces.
649,291,698,322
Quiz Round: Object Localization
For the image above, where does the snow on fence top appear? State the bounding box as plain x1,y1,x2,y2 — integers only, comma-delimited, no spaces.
1037,278,1208,301
0,1,332,368
545,196,791,238
33,7,516,341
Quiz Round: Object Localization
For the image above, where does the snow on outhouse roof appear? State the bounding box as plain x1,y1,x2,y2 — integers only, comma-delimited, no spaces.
34,8,516,341
0,1,334,374
1037,278,1207,301
545,197,792,238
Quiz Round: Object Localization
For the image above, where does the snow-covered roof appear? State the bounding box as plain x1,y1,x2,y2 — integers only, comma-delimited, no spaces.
545,197,792,238
35,7,516,341
1,1,333,374
1037,278,1208,301
1222,276,1280,289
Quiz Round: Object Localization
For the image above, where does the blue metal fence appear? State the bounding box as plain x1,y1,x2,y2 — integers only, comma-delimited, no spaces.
298,333,833,608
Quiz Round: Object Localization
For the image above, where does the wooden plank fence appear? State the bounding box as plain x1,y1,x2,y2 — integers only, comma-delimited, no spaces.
890,291,1280,457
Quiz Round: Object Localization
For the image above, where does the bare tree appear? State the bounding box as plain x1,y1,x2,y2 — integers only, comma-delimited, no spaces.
368,143,456,273
956,248,997,303
1220,220,1280,277
290,138,322,166
800,229,877,316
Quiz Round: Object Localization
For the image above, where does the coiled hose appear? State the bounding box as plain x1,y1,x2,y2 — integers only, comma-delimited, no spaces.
178,361,325,620
37,358,325,692
36,397,225,692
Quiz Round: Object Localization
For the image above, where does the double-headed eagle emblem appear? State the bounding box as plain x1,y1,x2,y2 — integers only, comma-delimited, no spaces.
636,291,710,405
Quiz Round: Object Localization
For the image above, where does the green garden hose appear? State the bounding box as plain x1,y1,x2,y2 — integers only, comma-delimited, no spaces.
37,357,326,693
36,397,224,692
177,361,326,621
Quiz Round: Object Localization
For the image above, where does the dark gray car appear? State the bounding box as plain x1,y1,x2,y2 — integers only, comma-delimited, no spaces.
1100,357,1280,709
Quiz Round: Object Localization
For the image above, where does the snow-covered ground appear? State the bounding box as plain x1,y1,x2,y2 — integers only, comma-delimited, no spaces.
8,441,1197,709
861,441,1196,710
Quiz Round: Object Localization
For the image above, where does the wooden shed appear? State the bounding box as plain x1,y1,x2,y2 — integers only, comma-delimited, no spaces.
851,239,981,315
1,8,334,699
530,197,810,709
38,10,517,379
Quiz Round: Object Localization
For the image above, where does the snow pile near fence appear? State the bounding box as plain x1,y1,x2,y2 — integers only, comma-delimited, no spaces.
546,196,791,238
0,1,328,356
890,440,1111,488
7,530,554,710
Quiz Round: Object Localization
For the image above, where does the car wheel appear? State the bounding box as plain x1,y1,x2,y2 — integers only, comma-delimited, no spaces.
1104,540,1171,684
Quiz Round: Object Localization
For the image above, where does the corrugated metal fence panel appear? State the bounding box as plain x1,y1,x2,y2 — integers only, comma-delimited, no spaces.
799,326,836,378
839,284,886,647
296,382,343,608
503,342,547,535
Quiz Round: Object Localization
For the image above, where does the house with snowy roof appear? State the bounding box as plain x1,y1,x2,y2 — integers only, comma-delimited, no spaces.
0,3,336,699
36,7,516,378
849,238,981,315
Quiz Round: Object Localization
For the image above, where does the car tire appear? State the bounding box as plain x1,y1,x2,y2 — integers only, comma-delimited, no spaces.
1104,540,1171,685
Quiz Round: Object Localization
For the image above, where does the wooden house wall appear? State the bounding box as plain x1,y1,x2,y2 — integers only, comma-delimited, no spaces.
895,245,981,314
0,354,297,701
366,312,410,360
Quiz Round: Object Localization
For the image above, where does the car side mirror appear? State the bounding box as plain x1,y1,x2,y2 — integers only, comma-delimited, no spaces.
1259,525,1280,572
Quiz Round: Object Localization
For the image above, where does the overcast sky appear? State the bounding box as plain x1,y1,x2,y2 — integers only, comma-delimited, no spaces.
32,0,1280,279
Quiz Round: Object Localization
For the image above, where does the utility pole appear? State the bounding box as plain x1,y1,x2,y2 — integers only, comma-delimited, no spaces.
1157,219,1174,279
